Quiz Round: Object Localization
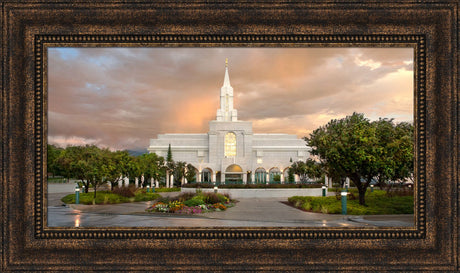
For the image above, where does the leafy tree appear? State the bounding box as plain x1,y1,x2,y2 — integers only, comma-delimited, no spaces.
68,145,101,194
172,161,187,186
56,145,87,185
185,164,197,183
305,113,413,206
139,153,165,187
373,118,414,189
47,144,63,178
290,161,308,182
290,159,322,182
304,158,323,181
105,150,131,190
126,155,142,186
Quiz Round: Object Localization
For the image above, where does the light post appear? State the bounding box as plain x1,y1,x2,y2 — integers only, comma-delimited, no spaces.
370,184,374,192
75,186,80,205
146,185,150,193
322,186,327,197
341,190,347,215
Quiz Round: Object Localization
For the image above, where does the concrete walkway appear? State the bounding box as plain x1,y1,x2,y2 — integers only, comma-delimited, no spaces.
46,182,414,228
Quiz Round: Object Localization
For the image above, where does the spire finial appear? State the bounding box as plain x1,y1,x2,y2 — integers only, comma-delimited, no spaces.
225,58,228,67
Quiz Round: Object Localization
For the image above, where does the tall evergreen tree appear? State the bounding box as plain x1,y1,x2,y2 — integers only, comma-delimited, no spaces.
167,144,173,163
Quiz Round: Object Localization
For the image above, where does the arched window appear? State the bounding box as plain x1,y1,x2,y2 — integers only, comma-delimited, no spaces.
269,168,281,183
202,168,212,183
224,132,236,157
255,168,266,184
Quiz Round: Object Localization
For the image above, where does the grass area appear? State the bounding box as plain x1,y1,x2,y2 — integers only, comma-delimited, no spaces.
61,191,160,205
154,187,181,192
182,182,323,189
288,190,413,215
47,177,68,183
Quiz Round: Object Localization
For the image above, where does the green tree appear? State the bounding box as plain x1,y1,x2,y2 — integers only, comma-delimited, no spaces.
290,161,308,182
172,161,187,186
105,150,131,190
304,158,323,181
47,144,64,178
166,144,173,163
305,113,413,206
56,145,87,185
127,155,142,186
373,118,414,189
287,168,295,183
185,164,197,183
139,153,165,187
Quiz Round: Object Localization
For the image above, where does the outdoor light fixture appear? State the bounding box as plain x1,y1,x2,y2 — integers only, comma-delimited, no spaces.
75,186,80,205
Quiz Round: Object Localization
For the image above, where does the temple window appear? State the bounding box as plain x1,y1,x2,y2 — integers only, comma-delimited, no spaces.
224,132,236,157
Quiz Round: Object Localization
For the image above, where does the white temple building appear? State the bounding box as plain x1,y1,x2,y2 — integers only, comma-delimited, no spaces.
148,59,309,184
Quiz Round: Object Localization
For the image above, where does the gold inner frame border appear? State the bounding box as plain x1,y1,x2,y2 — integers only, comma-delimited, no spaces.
35,34,426,240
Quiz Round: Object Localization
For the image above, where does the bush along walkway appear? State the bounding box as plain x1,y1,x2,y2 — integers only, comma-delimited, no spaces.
146,192,236,214
288,189,413,215
61,187,161,205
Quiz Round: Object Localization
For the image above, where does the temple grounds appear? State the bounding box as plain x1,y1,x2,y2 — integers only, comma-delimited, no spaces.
47,182,413,228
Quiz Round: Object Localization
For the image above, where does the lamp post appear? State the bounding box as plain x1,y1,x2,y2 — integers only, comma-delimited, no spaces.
370,184,374,192
322,186,327,197
341,190,347,215
146,185,150,193
75,186,80,205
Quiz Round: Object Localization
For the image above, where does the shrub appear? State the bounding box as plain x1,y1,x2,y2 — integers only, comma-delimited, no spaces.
154,187,181,192
184,198,205,207
112,186,136,198
175,192,196,202
288,191,413,215
202,192,221,204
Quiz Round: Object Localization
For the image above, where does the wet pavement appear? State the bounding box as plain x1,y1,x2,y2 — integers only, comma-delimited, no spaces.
47,182,414,228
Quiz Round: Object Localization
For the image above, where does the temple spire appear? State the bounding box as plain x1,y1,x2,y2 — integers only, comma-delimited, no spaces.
216,58,238,121
223,58,231,87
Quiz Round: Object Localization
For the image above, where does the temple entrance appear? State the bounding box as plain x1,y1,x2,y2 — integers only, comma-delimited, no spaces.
224,164,243,184
201,168,212,183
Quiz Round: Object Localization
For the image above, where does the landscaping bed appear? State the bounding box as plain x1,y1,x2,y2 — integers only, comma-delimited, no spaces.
146,192,236,214
288,190,414,215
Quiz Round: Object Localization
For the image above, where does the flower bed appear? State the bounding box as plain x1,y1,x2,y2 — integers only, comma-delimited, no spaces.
145,192,235,214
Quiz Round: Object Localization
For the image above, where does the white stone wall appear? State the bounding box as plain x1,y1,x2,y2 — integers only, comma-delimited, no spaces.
148,120,309,183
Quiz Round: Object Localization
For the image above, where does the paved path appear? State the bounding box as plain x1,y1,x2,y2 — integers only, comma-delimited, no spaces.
47,182,414,228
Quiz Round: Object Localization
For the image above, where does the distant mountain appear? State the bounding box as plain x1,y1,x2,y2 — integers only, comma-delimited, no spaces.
127,149,147,156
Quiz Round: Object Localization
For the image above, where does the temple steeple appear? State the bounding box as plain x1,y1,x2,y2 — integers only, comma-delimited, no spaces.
216,58,238,121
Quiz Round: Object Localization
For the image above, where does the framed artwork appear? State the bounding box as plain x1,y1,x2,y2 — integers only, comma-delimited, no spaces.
1,1,458,271
46,46,415,228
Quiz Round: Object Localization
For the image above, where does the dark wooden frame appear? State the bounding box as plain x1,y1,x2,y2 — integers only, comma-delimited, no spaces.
1,1,458,271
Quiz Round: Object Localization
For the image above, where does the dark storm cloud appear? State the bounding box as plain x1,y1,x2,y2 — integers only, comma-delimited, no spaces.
48,47,413,150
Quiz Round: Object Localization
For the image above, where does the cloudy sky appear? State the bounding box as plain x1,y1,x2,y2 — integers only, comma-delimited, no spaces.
48,47,413,151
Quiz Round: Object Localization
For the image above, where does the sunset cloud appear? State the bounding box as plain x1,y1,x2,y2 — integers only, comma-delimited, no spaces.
48,47,413,151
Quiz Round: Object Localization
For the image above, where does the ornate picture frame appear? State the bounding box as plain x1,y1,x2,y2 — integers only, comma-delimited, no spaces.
2,1,458,271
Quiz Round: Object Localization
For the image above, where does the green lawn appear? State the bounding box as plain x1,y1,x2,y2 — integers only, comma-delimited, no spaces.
288,190,413,215
61,191,161,205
